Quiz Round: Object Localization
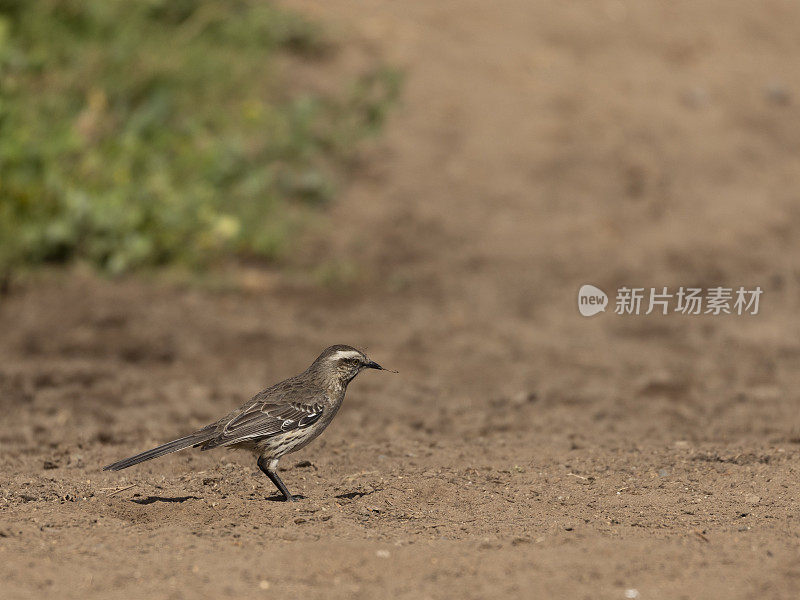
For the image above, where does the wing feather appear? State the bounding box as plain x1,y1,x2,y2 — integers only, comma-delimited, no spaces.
201,402,324,449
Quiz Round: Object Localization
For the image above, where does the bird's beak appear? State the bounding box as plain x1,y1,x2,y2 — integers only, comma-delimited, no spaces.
364,359,398,373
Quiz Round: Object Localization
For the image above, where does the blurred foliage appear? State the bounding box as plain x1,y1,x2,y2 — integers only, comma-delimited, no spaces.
0,0,400,276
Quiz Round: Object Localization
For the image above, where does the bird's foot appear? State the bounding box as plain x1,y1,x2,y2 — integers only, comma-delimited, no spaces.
284,494,299,502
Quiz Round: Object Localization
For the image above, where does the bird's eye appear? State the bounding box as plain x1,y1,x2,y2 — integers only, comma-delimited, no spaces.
343,358,359,366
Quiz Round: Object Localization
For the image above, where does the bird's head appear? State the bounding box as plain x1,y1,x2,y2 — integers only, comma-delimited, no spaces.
311,345,390,387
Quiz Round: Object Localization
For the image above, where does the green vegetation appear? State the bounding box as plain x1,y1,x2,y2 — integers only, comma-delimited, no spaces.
0,0,400,277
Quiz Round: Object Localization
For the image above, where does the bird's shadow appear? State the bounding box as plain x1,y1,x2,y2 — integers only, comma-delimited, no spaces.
335,489,377,500
265,494,307,502
130,495,200,505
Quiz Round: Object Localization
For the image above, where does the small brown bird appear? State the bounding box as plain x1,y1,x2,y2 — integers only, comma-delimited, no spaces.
104,345,390,501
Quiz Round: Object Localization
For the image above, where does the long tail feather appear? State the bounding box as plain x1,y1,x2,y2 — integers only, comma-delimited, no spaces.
103,429,215,471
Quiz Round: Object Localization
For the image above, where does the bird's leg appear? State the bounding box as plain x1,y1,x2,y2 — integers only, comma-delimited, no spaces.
257,457,298,502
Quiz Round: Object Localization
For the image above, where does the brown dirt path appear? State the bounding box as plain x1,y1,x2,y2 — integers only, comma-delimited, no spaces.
3,1,800,598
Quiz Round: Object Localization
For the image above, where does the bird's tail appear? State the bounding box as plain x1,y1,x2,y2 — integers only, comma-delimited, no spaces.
103,428,216,471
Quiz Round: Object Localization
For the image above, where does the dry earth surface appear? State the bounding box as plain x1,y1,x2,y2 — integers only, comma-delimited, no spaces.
3,1,800,598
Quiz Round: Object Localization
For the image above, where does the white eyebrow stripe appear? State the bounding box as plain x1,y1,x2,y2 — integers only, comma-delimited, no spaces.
330,350,362,361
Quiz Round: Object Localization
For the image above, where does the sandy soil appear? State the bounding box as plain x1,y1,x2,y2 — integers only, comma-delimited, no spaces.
3,1,800,598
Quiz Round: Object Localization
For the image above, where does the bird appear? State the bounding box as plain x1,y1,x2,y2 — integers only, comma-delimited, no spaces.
103,345,391,501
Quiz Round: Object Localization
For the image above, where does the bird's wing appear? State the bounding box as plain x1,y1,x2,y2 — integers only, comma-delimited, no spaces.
201,401,324,449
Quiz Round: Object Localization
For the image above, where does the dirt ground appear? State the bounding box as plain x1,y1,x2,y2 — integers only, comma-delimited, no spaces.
3,1,800,598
